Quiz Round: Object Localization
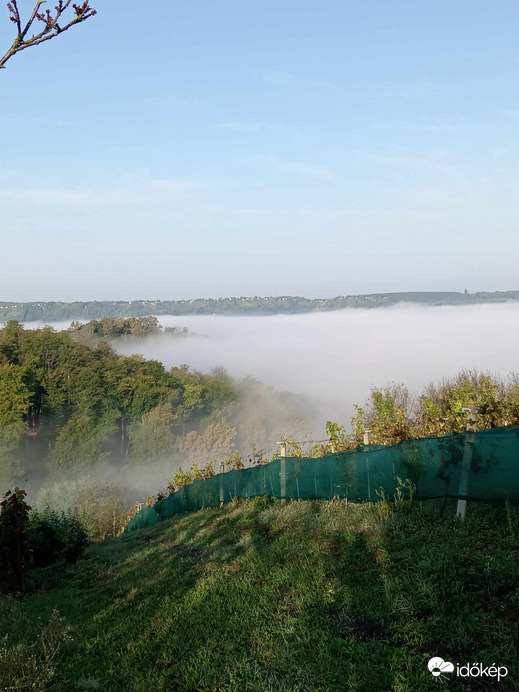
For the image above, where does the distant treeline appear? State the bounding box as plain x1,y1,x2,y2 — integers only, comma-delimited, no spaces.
2,290,519,321
68,316,190,342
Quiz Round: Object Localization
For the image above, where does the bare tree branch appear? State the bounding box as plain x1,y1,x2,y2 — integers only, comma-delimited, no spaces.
1,0,96,70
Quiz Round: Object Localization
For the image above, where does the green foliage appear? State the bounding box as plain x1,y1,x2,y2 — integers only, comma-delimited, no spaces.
323,371,519,453
282,436,306,458
50,411,117,469
0,487,31,594
0,486,89,595
190,460,215,480
128,402,176,461
0,366,31,466
171,365,237,428
0,369,28,427
163,325,190,337
0,606,73,691
350,405,365,446
0,320,23,365
68,316,161,342
225,449,245,470
418,371,519,434
28,506,89,567
0,499,517,690
347,383,414,447
38,480,135,541
326,420,349,452
0,323,237,482
393,476,416,513
172,466,193,489
170,457,217,491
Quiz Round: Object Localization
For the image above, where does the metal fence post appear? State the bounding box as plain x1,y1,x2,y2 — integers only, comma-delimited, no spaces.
279,441,287,503
456,408,479,519
363,431,372,502
219,461,225,506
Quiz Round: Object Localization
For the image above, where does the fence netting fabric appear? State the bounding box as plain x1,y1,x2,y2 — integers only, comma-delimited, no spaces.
125,426,519,533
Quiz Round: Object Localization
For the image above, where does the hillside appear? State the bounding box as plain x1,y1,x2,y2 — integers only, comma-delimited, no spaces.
1,497,518,691
2,290,519,321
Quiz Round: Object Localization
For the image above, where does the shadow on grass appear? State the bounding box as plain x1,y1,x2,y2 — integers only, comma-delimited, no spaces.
3,498,518,691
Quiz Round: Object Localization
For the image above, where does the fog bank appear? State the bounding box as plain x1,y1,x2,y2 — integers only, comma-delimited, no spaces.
104,303,519,429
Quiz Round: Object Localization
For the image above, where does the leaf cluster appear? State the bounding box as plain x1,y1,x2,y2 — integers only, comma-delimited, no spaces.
0,322,237,483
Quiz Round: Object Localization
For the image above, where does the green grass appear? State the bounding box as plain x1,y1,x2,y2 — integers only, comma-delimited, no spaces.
1,497,519,691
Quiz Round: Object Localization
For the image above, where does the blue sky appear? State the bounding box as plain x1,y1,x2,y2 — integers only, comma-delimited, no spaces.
1,0,518,300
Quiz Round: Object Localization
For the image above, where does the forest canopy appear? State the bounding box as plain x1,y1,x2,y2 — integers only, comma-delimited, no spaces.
1,319,518,526
0,320,236,487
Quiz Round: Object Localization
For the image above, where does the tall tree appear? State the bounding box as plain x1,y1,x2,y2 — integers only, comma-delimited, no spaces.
1,0,96,70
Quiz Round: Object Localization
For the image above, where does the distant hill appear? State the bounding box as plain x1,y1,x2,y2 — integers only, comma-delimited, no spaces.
1,290,519,322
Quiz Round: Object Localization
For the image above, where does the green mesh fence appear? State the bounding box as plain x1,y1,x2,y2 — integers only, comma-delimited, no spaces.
125,426,519,533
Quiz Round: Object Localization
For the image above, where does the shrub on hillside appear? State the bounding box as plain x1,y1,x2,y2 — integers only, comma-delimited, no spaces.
38,479,136,541
1,488,89,595
0,487,31,594
28,507,89,567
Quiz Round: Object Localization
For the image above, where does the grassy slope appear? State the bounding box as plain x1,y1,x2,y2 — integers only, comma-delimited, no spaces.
1,497,519,691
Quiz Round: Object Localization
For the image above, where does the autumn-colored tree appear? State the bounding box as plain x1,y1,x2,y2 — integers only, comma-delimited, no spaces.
178,423,237,469
363,383,413,445
325,370,519,453
416,371,519,435
1,0,96,70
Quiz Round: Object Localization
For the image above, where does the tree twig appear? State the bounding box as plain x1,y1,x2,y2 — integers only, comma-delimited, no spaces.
1,0,96,70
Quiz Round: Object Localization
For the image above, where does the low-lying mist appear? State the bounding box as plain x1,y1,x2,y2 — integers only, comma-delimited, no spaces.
18,301,519,510
108,302,519,430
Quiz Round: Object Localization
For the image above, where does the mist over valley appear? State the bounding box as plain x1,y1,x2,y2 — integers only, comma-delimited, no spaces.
24,301,519,435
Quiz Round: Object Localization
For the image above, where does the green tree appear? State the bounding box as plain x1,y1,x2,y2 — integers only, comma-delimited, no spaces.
49,410,117,469
129,403,177,462
0,364,31,482
0,320,23,365
0,487,31,594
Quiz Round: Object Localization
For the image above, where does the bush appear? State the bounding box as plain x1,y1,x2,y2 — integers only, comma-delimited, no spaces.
0,487,31,594
74,482,134,540
38,479,136,541
28,507,89,567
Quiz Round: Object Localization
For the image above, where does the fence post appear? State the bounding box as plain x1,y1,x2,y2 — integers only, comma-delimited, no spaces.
219,461,225,506
456,408,479,519
279,441,287,503
363,430,372,503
